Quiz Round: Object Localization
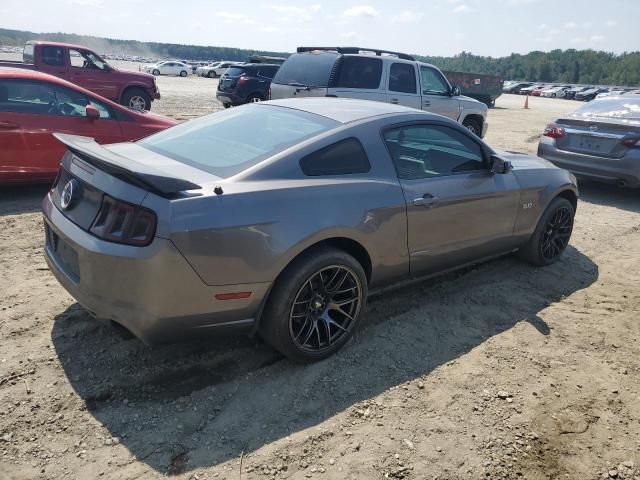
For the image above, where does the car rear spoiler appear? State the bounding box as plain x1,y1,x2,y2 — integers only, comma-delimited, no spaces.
53,133,201,197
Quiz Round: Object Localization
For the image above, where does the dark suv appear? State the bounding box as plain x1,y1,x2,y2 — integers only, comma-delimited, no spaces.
216,63,280,107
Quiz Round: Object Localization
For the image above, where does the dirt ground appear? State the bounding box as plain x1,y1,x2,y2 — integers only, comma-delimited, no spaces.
0,62,639,480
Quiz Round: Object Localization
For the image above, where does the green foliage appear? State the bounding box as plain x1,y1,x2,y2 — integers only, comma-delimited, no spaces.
1,28,638,86
415,50,640,86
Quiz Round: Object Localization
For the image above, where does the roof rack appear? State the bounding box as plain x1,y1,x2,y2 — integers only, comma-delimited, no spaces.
296,47,415,61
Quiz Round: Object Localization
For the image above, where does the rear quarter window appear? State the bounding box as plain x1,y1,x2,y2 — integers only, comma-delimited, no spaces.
335,56,383,89
272,52,337,87
300,138,371,176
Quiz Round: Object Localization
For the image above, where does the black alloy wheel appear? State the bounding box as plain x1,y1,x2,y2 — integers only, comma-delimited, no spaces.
289,265,363,353
540,206,573,261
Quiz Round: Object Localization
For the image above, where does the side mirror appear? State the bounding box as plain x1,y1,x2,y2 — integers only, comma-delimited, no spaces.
490,154,512,174
451,85,461,96
85,104,100,120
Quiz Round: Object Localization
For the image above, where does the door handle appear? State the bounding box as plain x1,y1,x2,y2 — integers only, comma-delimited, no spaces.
413,194,438,208
0,121,20,130
390,98,399,104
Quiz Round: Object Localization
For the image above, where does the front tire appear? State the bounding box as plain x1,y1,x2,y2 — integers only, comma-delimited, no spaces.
518,197,575,266
259,247,368,362
121,88,151,111
462,117,482,136
152,69,160,76
180,70,188,77
208,70,217,78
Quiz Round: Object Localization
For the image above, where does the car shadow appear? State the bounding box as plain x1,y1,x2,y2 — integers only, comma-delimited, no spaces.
0,184,50,216
578,179,640,214
51,245,597,475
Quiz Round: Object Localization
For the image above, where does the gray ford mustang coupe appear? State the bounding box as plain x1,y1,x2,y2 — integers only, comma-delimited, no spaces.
43,98,578,362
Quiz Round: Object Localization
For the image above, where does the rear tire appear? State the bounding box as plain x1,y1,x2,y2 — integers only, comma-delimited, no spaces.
180,70,188,77
208,70,217,78
152,69,160,76
462,117,482,136
259,247,368,363
247,93,263,103
518,197,575,266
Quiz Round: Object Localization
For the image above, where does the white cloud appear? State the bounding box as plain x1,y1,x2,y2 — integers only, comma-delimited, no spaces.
267,4,321,21
340,31,359,39
69,0,103,6
582,21,592,28
605,20,618,27
590,35,604,42
391,11,424,23
563,21,578,29
215,11,257,25
570,37,586,44
341,5,380,18
538,23,548,30
453,4,472,13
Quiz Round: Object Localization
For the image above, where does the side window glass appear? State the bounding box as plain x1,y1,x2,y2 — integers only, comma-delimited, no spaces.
51,85,113,119
69,49,108,70
300,138,371,176
420,67,450,95
383,125,485,179
0,80,56,114
41,46,65,67
336,57,383,89
389,63,417,94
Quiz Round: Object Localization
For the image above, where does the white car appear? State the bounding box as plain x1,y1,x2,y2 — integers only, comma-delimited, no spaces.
540,85,571,98
143,61,191,77
197,62,221,77
199,61,237,78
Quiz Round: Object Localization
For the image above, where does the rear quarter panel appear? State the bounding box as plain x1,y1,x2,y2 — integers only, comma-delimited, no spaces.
150,119,411,288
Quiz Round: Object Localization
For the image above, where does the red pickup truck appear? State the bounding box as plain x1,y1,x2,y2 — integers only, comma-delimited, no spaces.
0,41,160,111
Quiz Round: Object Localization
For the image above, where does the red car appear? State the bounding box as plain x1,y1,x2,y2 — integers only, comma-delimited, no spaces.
530,86,547,96
0,68,176,185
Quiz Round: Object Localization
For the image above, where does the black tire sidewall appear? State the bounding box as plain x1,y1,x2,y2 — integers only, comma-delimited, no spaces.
180,70,187,77
259,247,368,363
152,69,160,76
463,118,482,136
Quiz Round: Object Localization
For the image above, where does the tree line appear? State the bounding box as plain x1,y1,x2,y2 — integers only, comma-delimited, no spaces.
1,28,638,86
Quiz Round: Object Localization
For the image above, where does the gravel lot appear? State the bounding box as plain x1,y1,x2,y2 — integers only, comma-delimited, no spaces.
1,60,639,480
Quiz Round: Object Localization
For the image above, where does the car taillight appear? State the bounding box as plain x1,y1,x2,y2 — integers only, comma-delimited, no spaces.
621,135,640,148
237,75,249,86
543,122,566,139
90,195,157,246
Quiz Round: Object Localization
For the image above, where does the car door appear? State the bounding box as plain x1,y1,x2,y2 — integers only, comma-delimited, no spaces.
66,48,118,101
387,62,421,109
418,66,460,120
0,79,123,182
382,122,522,276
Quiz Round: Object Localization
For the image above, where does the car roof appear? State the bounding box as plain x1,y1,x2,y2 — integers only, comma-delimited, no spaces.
28,40,91,51
264,97,437,124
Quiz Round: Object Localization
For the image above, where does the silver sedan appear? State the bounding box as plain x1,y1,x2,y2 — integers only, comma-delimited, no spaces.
538,95,640,188
43,98,578,362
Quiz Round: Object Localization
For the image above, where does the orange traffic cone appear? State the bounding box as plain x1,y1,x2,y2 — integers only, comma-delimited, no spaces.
524,95,529,109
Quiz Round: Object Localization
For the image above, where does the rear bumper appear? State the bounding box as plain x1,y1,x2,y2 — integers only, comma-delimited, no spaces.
216,91,242,105
42,194,270,344
538,138,640,188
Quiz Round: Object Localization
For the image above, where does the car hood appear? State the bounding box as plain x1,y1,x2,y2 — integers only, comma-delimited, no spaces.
457,95,487,110
494,149,556,169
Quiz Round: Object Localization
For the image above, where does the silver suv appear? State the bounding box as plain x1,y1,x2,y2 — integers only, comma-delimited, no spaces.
270,47,488,137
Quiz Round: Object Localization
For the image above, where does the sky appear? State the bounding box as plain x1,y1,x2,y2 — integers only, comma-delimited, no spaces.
1,0,639,57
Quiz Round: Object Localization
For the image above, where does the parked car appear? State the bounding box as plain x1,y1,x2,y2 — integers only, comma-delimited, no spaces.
197,62,220,76
530,85,549,96
0,68,176,185
541,85,572,98
595,89,627,99
43,98,577,361
0,41,160,111
503,82,533,94
563,86,592,100
270,47,488,137
216,63,279,107
519,84,544,95
575,87,608,101
143,61,191,77
200,61,237,78
538,95,640,188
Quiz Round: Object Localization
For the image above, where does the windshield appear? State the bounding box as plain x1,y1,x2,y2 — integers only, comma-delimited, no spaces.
138,104,338,178
573,98,640,121
272,52,337,87
225,67,248,77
